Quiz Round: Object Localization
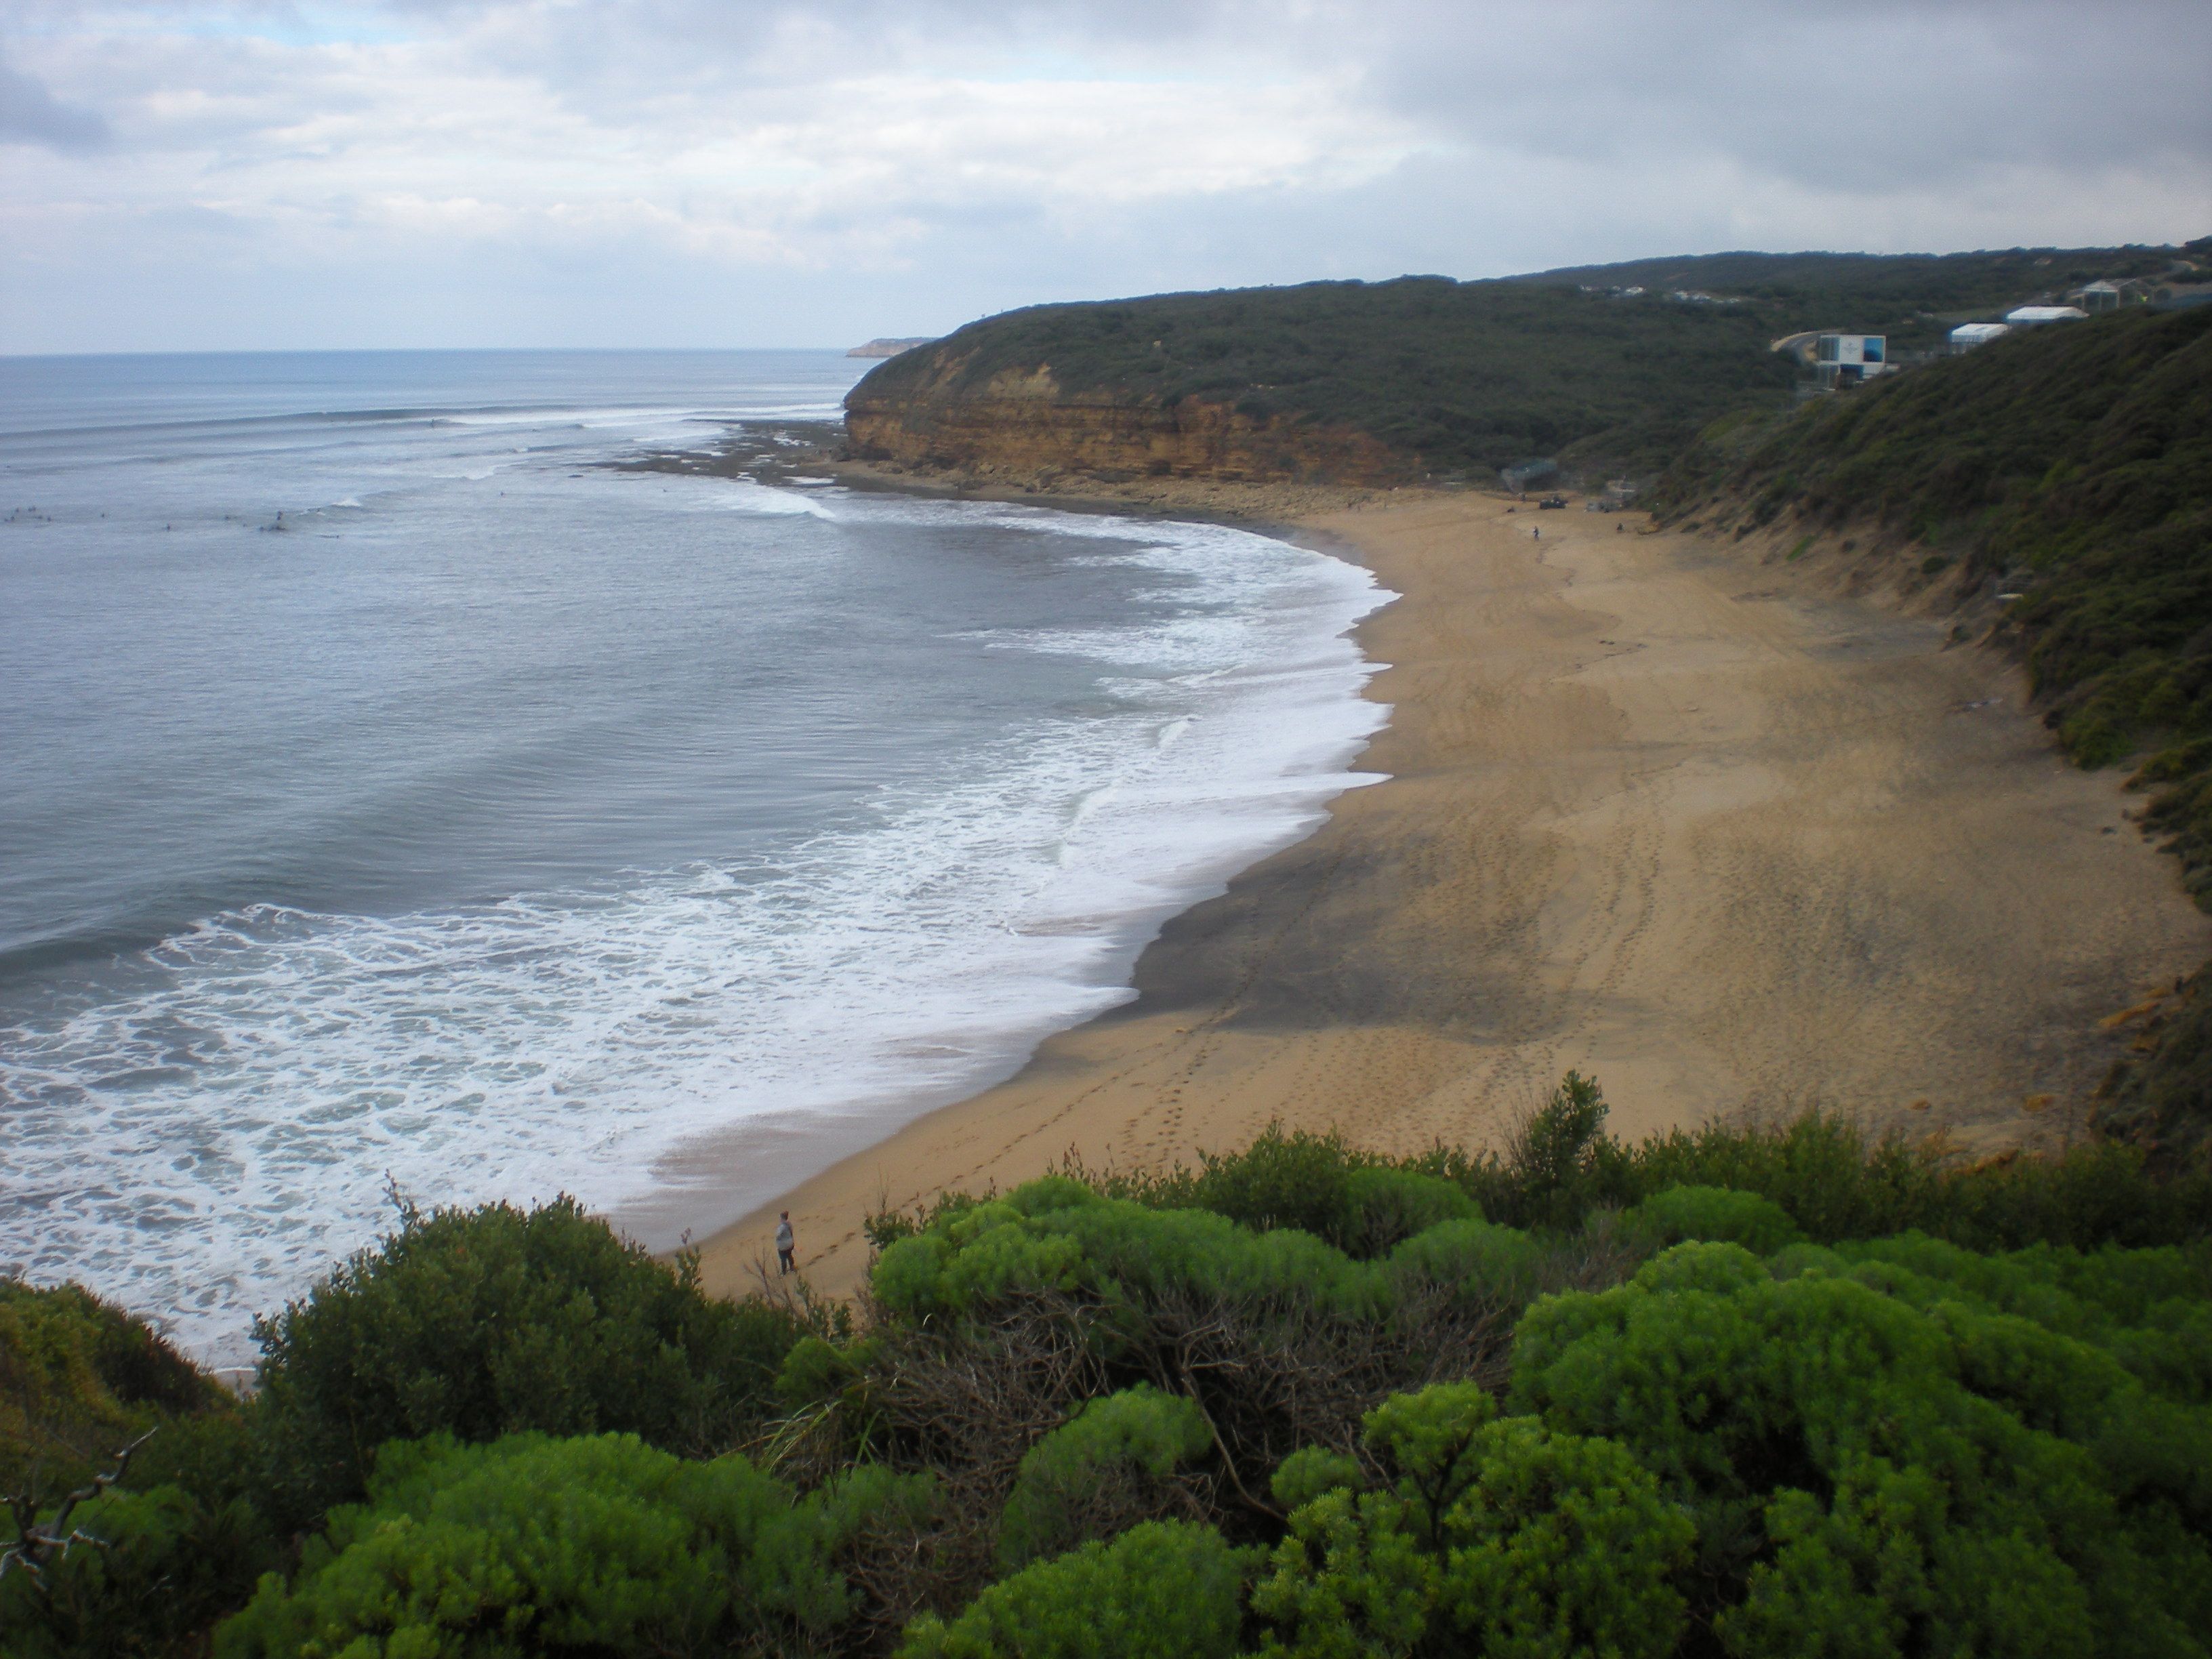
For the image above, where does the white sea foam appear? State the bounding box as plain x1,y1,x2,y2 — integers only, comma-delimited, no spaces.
0,493,1389,1363
697,480,836,517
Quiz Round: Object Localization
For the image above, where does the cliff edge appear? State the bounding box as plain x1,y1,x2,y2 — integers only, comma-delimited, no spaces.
846,354,1411,486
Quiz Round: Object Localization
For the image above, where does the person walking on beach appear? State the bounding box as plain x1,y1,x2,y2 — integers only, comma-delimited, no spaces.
775,1211,796,1275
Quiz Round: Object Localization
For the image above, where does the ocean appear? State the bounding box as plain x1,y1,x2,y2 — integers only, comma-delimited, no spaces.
0,349,1388,1362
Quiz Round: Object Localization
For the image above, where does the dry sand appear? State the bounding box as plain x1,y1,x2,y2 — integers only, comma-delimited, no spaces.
693,490,2211,1300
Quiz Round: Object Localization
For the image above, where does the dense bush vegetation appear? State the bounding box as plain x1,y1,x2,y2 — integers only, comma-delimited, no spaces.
7,1078,2211,1657
1652,303,2212,1156
1252,1384,1694,1658
218,1433,935,1659
4,1196,806,1656
251,1192,807,1525
853,243,2198,483
1046,1075,2212,1254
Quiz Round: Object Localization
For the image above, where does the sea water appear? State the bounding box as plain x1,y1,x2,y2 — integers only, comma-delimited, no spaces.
0,350,1388,1361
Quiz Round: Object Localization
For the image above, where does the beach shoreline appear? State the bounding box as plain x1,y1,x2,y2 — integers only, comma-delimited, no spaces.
689,479,2212,1303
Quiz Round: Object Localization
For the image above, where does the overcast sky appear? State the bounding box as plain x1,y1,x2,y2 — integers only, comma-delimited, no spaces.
3,1,2207,354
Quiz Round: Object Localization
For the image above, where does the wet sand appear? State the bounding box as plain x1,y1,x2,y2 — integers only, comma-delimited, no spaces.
693,490,2210,1300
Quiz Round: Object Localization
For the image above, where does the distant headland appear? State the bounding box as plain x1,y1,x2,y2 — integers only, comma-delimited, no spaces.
845,336,937,359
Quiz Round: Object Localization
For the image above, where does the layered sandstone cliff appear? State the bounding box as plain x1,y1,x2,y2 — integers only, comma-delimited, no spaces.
844,359,1416,487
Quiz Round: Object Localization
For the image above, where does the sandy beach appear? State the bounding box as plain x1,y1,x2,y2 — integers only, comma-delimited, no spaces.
694,488,2212,1301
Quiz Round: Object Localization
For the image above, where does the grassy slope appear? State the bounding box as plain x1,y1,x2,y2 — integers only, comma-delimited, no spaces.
1650,303,2212,1155
855,245,2202,481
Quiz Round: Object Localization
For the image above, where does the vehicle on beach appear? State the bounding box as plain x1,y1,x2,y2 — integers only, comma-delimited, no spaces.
1538,494,1568,509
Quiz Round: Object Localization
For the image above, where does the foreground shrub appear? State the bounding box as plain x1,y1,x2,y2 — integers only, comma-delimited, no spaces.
898,1520,1253,1659
1511,1240,2212,1657
863,1175,1536,1513
1622,1185,1801,1254
1337,1168,1481,1258
251,1195,806,1524
1252,1382,1694,1659
218,1431,935,1658
997,1387,1213,1569
3,1482,280,1659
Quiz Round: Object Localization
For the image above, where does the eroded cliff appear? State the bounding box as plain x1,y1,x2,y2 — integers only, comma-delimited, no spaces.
844,360,1414,486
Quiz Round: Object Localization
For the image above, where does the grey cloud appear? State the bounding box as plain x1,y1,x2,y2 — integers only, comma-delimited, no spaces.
322,0,2212,197
4,0,2206,356
1361,0,2212,192
0,50,109,148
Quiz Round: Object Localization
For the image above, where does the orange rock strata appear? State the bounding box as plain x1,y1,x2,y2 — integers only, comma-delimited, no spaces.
844,363,1414,486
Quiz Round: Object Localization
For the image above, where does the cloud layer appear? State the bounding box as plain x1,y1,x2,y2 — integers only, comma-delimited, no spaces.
3,1,2207,352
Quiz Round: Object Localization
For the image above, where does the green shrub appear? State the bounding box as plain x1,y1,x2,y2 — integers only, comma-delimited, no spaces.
1058,1130,1478,1258
1379,1218,1551,1307
1622,1185,1802,1254
998,1387,1212,1569
1038,1083,2211,1261
898,1520,1253,1659
1604,1109,2212,1251
1337,1168,1481,1257
870,1183,1382,1325
1269,1447,1363,1512
250,1195,806,1525
775,1334,868,1410
1453,1072,1639,1231
1182,1126,1368,1240
1511,1240,2212,1656
216,1431,935,1659
1252,1382,1694,1659
1,1483,280,1659
1612,1110,1933,1242
867,1174,1574,1338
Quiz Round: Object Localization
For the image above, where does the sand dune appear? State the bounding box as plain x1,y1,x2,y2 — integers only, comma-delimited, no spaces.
694,492,2209,1300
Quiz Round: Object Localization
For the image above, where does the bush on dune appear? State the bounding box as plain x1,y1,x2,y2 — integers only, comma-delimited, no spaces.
1511,1239,2212,1657
249,1192,808,1526
216,1431,937,1659
1252,1382,1694,1659
1620,1184,1802,1254
1076,1071,2212,1256
859,1174,1544,1511
996,1386,1214,1570
898,1520,1254,1659
839,1082,2212,1657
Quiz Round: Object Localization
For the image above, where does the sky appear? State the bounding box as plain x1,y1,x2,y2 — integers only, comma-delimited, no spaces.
3,1,2209,354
